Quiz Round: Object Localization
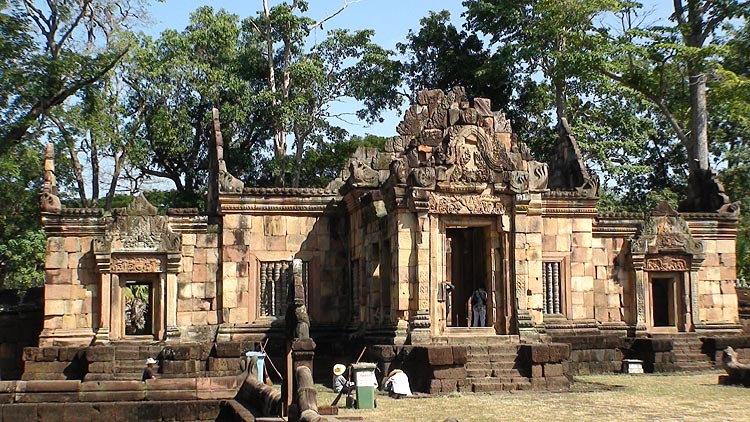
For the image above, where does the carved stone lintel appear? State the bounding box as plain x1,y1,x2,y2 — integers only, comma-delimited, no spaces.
111,255,165,273
428,192,505,215
644,256,689,272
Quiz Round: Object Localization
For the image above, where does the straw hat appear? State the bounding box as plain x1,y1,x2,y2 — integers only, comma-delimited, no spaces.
145,357,158,365
388,369,403,378
333,364,346,376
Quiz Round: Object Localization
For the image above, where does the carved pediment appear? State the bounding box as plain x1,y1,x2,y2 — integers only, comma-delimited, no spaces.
101,193,181,253
335,87,549,196
631,202,703,258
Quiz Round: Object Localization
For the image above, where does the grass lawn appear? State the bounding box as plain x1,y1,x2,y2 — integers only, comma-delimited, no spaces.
313,371,749,421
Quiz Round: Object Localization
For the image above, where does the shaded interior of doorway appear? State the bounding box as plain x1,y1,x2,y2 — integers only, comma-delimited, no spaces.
446,227,486,327
651,277,676,327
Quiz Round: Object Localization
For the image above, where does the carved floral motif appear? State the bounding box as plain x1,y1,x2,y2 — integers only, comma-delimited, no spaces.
644,256,689,272
428,193,505,215
111,256,164,273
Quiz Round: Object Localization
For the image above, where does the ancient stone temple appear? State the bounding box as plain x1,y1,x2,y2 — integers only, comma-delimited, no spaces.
32,88,744,390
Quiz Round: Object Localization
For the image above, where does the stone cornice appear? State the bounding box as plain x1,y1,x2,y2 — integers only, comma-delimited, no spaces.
218,193,340,215
41,212,106,237
168,214,208,234
542,196,598,217
593,219,640,237
240,187,338,197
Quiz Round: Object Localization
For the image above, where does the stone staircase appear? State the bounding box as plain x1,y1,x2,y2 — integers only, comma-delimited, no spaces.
456,336,531,392
651,333,713,371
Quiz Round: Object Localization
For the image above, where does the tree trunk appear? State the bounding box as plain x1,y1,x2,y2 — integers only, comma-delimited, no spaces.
90,131,100,206
553,77,568,123
292,128,305,188
687,62,709,176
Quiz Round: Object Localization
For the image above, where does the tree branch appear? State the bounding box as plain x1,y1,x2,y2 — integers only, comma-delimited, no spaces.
598,66,690,149
309,0,360,30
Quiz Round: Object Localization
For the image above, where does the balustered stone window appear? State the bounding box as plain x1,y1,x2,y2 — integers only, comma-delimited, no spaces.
543,261,562,315
258,260,308,317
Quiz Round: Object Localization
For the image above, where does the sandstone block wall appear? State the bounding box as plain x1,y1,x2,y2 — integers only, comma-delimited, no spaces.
221,213,346,325
43,236,99,334
689,219,739,324
177,232,220,333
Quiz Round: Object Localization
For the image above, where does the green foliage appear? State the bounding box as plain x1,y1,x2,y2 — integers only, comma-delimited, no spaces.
0,229,45,290
125,7,270,202
0,0,154,154
397,10,513,108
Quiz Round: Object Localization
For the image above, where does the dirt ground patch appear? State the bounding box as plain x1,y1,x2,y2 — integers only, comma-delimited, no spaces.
315,371,749,421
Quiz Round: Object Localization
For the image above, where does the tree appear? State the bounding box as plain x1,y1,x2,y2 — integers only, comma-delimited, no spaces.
596,0,750,185
463,0,623,121
243,1,402,187
397,10,513,108
124,7,270,204
0,0,152,155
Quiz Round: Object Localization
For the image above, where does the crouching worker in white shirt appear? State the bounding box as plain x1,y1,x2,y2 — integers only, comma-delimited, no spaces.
383,369,412,399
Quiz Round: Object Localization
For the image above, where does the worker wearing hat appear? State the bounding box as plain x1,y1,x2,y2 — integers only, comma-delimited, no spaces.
142,357,158,381
383,368,412,398
332,363,354,393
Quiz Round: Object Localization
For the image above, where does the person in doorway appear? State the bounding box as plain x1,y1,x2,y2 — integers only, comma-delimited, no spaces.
332,364,354,394
471,285,488,327
383,369,412,399
142,357,158,381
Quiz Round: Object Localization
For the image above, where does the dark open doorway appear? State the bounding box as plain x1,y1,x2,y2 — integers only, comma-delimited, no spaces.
651,277,676,327
446,227,487,327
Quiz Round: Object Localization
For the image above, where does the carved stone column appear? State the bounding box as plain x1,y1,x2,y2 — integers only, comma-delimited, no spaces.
632,259,647,332
94,272,111,344
165,272,180,341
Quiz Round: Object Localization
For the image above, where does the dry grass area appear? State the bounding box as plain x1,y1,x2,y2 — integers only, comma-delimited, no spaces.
314,371,749,421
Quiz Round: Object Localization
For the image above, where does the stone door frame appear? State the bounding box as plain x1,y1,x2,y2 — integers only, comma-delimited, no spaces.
94,251,181,343
645,270,686,333
632,253,698,333
434,215,510,335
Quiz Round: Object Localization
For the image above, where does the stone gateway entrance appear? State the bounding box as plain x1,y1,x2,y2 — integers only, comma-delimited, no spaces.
35,88,741,352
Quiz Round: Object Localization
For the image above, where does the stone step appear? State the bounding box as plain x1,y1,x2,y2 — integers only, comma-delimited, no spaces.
469,377,531,392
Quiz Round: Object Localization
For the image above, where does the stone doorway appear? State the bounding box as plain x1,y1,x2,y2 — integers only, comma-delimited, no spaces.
648,273,683,331
446,227,488,327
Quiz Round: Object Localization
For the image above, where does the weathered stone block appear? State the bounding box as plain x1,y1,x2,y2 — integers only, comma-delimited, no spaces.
427,346,453,366
85,346,115,362
531,363,543,378
544,363,564,377
160,360,201,374
208,357,241,372
451,346,467,365
432,366,466,379
2,403,37,420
